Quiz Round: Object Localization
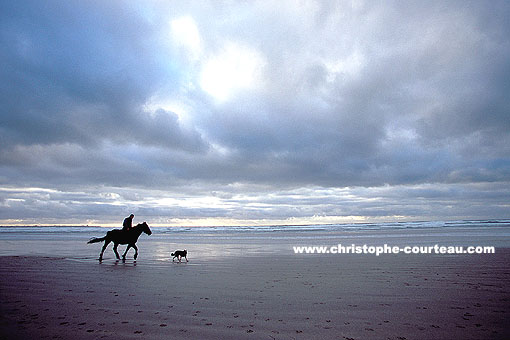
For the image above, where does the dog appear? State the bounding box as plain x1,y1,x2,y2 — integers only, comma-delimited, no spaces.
171,249,188,262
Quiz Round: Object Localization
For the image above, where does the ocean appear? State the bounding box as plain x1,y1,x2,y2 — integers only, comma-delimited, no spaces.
1,220,509,263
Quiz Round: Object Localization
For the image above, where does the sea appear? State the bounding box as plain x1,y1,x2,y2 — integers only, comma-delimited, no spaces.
1,220,509,263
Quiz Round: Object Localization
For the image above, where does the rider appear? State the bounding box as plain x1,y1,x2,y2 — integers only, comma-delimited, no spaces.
122,214,135,232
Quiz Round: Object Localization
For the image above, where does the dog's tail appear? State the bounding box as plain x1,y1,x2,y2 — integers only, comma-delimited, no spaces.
88,236,106,244
171,252,175,256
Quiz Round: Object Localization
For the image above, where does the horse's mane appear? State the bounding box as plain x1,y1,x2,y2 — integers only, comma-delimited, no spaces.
117,222,146,233
132,222,148,230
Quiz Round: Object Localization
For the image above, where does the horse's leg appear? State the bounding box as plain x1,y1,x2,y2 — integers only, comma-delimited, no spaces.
132,244,138,260
122,245,131,261
99,238,111,261
113,243,120,260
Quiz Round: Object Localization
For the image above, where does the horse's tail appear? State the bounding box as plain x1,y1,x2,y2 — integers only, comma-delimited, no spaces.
88,236,106,244
171,252,175,256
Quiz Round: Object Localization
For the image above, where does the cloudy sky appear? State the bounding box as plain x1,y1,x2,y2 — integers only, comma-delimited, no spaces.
1,0,509,226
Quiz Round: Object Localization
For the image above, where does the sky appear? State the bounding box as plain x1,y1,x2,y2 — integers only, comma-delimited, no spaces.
1,0,509,226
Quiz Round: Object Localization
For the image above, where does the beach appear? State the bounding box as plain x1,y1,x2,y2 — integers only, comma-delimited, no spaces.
1,222,509,339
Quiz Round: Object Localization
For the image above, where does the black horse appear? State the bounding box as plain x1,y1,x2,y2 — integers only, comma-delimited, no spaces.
88,222,152,261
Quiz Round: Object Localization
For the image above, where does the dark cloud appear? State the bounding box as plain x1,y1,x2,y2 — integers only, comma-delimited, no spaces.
0,0,204,150
1,0,509,224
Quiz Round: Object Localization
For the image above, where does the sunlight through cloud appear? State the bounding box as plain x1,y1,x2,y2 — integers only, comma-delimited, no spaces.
200,42,265,102
170,16,202,60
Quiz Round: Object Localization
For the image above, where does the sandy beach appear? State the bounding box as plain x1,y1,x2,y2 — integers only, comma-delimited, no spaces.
1,227,509,340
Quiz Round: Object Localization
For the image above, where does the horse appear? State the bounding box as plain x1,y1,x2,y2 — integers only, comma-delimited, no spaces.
88,222,152,262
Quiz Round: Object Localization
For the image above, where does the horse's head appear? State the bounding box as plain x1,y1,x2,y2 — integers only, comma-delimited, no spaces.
141,222,152,235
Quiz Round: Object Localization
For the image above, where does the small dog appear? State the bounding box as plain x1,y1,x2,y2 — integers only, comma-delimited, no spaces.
171,249,188,262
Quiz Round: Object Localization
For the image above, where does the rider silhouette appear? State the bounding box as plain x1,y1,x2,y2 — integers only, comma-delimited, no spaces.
122,214,135,232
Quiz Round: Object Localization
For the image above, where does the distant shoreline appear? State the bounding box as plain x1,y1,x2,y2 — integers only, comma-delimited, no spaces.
1,218,510,229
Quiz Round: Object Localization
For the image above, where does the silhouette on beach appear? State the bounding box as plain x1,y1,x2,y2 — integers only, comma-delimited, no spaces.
171,249,188,262
122,214,135,232
88,222,152,262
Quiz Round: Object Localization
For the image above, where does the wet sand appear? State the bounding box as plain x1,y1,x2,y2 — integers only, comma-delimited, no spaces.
1,248,509,339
